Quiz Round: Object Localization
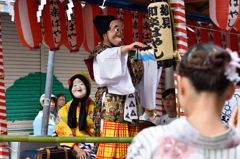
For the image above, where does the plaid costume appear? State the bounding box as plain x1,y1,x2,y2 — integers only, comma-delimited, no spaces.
96,120,139,159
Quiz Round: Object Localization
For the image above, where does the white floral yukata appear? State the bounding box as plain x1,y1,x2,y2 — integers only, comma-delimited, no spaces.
127,117,240,159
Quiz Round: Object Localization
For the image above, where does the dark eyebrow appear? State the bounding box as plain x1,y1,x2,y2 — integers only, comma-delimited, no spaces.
114,25,119,28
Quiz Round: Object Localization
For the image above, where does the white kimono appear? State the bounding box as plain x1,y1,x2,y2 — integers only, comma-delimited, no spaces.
93,46,162,110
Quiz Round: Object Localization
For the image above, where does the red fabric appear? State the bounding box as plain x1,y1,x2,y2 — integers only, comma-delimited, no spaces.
201,25,208,43
123,10,133,45
84,57,95,82
138,12,143,43
83,3,102,54
104,6,118,18
231,33,239,51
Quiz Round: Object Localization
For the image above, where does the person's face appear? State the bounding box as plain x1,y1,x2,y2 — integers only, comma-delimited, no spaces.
163,93,176,113
104,19,124,46
57,96,66,108
41,98,55,112
71,78,87,99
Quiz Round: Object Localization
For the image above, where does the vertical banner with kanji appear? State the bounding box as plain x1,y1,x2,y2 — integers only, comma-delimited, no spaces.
195,21,201,44
208,24,214,44
131,11,139,42
148,2,173,64
0,14,9,159
221,31,227,49
141,13,151,44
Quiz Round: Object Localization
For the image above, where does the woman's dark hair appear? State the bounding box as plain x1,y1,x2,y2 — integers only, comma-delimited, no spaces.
178,43,232,95
56,93,66,105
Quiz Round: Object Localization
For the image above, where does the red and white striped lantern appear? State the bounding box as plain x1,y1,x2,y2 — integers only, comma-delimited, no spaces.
42,0,66,51
209,0,240,31
63,1,84,52
14,0,42,50
0,15,9,159
82,3,102,54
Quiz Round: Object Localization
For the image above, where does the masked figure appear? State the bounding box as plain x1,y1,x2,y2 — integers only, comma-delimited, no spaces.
55,72,96,159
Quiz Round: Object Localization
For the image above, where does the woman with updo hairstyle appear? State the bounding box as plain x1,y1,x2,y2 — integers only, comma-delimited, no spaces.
127,43,240,159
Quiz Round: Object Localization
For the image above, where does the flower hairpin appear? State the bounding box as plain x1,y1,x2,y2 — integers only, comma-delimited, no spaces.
224,48,240,82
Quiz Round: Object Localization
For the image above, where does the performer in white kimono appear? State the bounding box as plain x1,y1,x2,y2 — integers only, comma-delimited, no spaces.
126,43,240,159
221,73,240,123
84,15,161,159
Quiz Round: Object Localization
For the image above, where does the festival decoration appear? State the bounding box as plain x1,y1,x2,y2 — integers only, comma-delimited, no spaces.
131,11,139,42
14,0,42,50
170,0,188,54
170,0,188,117
155,70,166,118
42,0,66,51
195,21,201,44
209,0,240,31
141,12,151,44
207,24,214,44
0,15,9,159
148,0,173,67
221,31,227,49
63,1,84,52
82,3,102,53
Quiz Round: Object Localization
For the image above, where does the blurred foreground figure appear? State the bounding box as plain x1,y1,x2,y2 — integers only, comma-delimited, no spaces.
127,44,240,159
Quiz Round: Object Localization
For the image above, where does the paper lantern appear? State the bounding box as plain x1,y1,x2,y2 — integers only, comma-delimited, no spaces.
209,0,240,31
63,1,84,52
148,1,173,62
83,3,102,53
14,0,42,50
42,0,66,51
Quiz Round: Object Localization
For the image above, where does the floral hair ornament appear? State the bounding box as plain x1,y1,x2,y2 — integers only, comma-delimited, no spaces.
224,48,240,82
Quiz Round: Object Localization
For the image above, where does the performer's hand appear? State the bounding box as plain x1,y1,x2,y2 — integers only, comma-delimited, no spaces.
74,145,91,159
121,42,147,54
229,107,240,131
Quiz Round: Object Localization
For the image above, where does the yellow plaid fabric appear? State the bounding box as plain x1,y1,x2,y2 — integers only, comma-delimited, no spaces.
95,120,139,159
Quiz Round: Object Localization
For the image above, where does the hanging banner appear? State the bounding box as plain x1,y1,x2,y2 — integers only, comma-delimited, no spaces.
148,1,173,63
195,21,201,44
141,12,151,44
221,31,227,49
208,24,214,44
131,11,139,42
